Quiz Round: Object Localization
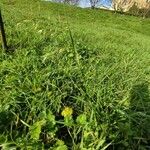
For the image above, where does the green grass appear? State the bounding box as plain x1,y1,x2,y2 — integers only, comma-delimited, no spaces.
0,0,150,149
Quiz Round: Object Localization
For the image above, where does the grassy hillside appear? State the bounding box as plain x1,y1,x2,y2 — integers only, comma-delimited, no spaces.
0,0,150,149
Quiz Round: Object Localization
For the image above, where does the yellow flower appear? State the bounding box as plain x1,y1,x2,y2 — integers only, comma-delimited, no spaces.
61,107,73,117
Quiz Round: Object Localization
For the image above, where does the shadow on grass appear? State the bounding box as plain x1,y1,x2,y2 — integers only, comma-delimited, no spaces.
0,111,14,134
129,82,150,149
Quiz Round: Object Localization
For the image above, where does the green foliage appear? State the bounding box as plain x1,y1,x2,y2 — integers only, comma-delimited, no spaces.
0,0,150,149
52,140,68,150
76,114,87,125
30,120,46,140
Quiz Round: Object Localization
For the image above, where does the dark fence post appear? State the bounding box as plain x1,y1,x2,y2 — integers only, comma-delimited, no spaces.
0,9,8,51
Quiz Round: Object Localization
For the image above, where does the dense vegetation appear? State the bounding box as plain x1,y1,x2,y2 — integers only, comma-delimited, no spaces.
0,0,150,149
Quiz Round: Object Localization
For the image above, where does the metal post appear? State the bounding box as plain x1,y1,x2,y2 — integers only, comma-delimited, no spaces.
0,9,8,51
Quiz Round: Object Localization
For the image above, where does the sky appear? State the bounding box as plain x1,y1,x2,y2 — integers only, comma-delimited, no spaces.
79,0,112,8
45,0,112,8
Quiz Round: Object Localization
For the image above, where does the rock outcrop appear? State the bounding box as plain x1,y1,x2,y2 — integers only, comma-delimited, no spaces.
112,0,150,12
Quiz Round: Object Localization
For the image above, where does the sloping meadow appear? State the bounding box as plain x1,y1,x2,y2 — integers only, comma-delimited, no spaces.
0,0,150,149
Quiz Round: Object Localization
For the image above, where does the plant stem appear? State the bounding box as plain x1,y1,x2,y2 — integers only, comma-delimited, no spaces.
0,9,8,51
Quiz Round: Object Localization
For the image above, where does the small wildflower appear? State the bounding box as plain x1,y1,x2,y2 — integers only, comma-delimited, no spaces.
61,107,73,117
